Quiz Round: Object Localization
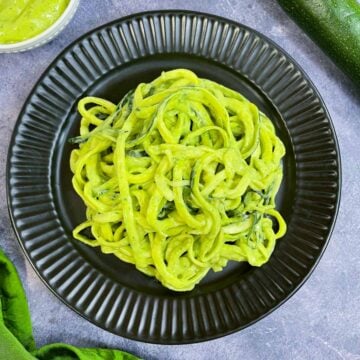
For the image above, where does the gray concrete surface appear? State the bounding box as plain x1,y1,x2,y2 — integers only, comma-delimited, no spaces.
1,1,359,359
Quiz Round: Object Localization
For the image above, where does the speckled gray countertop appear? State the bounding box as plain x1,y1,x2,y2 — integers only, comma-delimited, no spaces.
1,1,359,359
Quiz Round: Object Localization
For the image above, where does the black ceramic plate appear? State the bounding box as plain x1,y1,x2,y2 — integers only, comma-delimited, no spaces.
7,10,341,344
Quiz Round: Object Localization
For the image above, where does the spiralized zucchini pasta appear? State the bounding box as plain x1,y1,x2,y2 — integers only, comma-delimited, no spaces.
70,69,286,291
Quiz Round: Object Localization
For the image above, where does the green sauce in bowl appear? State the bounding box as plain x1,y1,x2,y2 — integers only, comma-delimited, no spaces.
0,0,70,44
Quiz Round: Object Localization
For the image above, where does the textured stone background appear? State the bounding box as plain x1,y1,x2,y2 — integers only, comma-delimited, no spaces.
1,1,360,359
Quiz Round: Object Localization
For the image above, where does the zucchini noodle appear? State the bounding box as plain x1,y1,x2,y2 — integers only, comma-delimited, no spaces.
69,69,287,291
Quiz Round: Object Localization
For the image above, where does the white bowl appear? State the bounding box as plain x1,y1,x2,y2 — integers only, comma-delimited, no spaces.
0,0,80,53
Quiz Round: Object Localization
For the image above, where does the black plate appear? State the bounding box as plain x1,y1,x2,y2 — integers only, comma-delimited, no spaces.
7,10,341,344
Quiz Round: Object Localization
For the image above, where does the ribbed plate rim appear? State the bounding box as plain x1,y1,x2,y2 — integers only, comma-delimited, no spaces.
6,9,341,344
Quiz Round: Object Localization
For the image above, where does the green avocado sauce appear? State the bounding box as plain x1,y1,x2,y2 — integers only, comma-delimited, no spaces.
0,0,70,44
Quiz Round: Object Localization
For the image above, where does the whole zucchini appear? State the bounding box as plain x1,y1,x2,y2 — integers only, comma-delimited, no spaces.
277,0,360,88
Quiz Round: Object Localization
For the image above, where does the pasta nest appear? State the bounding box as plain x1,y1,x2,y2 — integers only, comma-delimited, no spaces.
70,69,286,291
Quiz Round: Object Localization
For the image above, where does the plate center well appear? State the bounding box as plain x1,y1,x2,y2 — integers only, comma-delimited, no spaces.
52,54,295,296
